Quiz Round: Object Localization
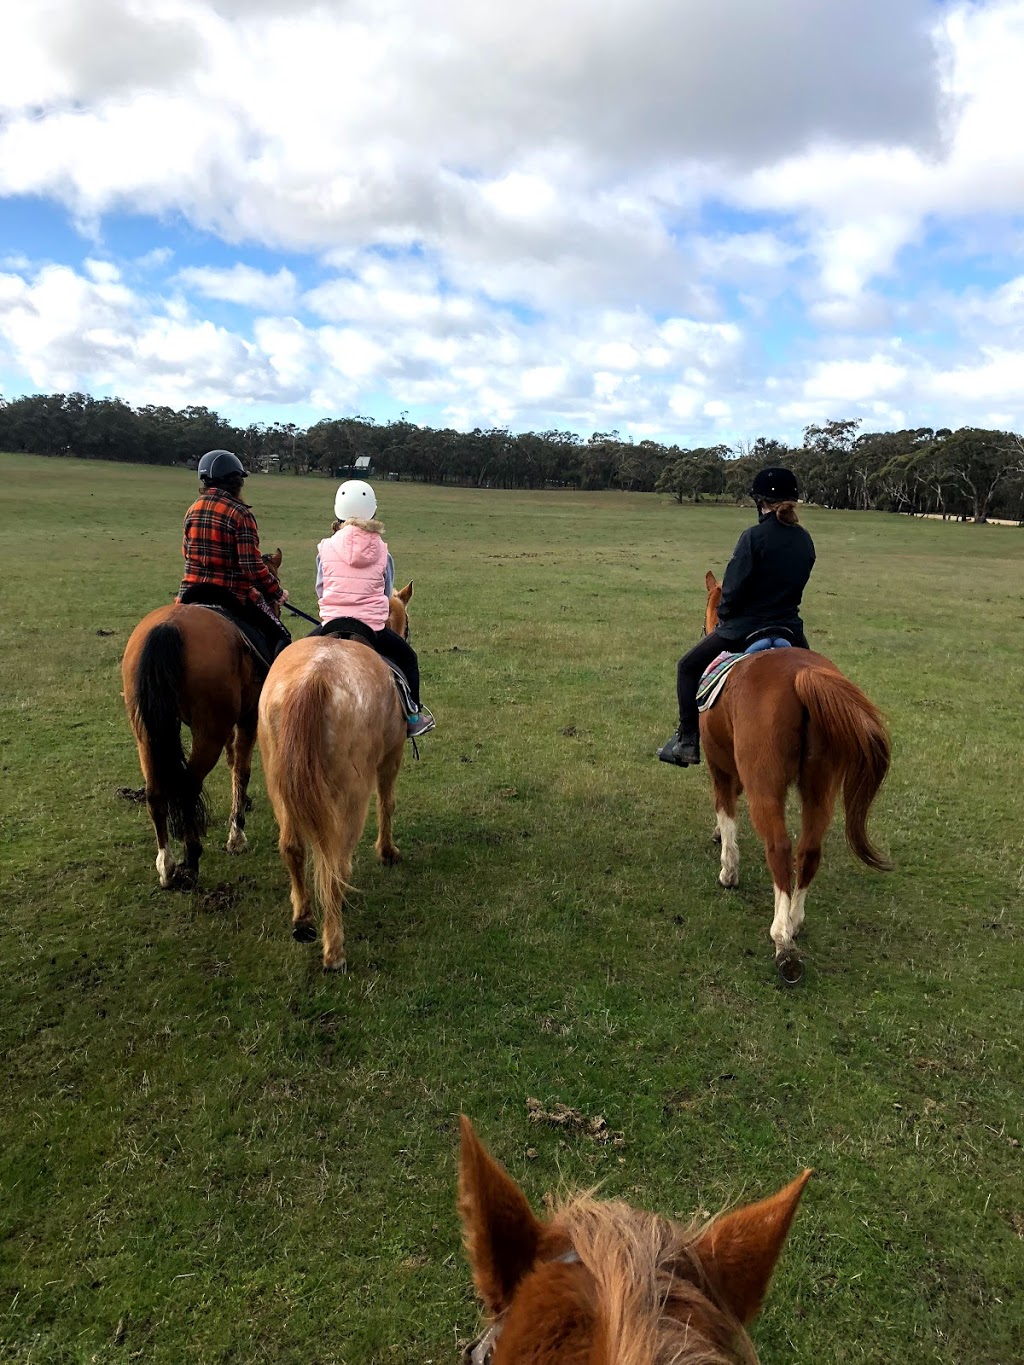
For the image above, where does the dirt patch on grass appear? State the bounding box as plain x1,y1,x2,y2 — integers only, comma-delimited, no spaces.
526,1096,625,1146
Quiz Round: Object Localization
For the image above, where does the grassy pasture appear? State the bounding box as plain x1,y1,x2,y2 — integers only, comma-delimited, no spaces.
1,451,1022,1363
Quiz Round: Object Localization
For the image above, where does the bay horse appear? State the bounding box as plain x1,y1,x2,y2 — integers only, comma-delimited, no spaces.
458,1116,810,1365
121,550,285,889
257,583,414,971
700,571,891,981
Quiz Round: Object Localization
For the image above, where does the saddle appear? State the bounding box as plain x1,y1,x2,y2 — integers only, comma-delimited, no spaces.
196,606,279,671
697,634,794,713
318,617,417,718
179,586,285,672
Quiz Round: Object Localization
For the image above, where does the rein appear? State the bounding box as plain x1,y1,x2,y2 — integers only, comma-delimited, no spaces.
462,1250,580,1364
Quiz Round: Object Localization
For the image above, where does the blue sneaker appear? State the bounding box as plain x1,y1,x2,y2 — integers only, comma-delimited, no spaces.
407,708,435,738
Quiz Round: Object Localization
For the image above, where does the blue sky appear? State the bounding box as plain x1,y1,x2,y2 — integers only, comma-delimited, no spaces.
3,0,1024,444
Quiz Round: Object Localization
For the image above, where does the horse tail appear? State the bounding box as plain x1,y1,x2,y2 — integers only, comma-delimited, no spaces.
263,668,347,909
131,622,208,841
794,667,892,872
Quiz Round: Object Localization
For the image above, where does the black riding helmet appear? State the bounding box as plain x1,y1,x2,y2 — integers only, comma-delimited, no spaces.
198,449,247,484
751,467,799,502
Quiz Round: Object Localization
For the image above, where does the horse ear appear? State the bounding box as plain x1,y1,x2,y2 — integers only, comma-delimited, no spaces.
270,547,283,570
705,570,718,592
458,1116,544,1315
692,1170,811,1324
397,581,413,604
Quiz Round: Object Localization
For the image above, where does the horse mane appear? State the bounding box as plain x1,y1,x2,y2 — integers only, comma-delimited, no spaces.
553,1196,757,1365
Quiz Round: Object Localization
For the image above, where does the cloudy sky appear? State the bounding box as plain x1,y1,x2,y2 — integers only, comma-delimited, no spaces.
3,0,1024,442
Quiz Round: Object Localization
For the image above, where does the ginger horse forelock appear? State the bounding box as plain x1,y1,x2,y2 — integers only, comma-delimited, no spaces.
458,1116,810,1365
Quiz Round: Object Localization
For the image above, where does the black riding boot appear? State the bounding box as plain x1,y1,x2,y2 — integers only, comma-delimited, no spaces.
657,727,701,767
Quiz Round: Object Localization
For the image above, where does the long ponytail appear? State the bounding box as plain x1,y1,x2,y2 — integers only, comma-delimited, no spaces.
764,499,799,525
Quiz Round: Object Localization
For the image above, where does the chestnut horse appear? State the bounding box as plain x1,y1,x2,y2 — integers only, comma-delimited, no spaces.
700,571,891,981
257,583,414,971
121,550,285,889
458,1116,810,1365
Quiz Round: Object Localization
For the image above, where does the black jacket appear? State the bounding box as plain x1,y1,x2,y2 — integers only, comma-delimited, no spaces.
716,511,815,642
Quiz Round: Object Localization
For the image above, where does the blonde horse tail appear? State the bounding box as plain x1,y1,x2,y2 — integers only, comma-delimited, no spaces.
264,666,336,852
794,667,892,872
132,621,208,841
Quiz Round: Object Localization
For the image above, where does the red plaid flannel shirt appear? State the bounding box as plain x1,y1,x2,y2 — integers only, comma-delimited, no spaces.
176,487,283,608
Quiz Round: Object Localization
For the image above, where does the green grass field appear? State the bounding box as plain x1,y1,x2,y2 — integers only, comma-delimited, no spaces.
2,451,1022,1364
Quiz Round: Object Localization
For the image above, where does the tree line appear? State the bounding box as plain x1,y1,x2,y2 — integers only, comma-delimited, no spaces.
2,392,1023,523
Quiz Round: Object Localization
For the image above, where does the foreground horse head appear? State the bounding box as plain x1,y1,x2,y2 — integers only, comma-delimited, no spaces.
121,551,286,889
459,1117,810,1364
257,582,416,971
701,572,891,981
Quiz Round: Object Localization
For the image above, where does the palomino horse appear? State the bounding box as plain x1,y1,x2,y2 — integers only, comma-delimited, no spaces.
258,583,414,971
701,571,891,981
458,1116,810,1365
121,550,285,889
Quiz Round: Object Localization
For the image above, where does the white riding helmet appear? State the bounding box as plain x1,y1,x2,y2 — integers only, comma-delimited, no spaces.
334,479,377,521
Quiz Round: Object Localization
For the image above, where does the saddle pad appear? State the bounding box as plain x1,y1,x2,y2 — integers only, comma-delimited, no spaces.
697,651,743,713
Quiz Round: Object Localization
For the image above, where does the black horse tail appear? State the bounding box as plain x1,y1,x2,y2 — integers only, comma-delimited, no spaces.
131,622,208,841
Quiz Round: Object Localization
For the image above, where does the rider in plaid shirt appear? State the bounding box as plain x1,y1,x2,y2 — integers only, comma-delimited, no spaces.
177,450,291,656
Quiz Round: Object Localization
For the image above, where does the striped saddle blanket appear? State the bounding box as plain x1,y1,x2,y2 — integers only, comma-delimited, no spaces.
697,637,794,713
697,652,743,712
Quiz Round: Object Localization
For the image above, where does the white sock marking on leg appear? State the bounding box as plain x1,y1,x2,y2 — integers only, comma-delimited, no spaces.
717,813,739,887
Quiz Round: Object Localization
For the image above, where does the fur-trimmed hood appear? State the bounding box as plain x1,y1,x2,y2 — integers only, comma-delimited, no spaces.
341,517,384,535
332,518,386,570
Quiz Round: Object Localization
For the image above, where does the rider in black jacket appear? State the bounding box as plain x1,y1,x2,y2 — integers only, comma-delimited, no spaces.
658,467,816,767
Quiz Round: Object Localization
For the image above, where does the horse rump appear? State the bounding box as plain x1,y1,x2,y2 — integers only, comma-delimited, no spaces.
794,666,891,871
130,621,209,841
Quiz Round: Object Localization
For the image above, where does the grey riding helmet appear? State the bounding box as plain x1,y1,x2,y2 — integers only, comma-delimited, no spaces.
198,450,247,483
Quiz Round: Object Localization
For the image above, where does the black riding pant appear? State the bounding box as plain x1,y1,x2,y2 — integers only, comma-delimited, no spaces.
675,626,809,733
373,627,421,708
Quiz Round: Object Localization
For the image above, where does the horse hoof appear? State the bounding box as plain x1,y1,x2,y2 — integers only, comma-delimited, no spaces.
176,868,198,891
292,921,317,944
226,829,248,855
378,845,401,866
718,871,739,889
322,958,347,974
776,951,804,987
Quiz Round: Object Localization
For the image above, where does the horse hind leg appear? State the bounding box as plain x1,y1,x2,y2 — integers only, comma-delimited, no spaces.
177,727,220,886
791,768,840,941
746,785,795,955
226,721,256,854
710,763,742,888
374,739,404,866
279,821,316,944
314,842,354,973
131,734,177,888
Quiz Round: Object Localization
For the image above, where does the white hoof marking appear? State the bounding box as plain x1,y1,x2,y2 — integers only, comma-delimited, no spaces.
226,825,248,854
156,848,176,888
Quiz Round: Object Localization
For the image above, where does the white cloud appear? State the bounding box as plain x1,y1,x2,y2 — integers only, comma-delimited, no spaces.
5,1,1024,442
178,264,297,311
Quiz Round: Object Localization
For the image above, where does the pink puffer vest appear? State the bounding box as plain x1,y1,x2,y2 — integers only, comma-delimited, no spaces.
317,521,389,630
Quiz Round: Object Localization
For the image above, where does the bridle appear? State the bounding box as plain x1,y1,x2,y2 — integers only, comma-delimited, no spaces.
462,1250,580,1364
